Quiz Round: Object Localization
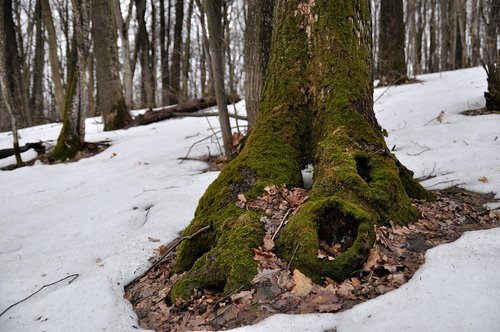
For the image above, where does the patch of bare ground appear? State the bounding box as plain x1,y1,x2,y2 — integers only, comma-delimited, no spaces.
124,187,499,332
461,107,500,116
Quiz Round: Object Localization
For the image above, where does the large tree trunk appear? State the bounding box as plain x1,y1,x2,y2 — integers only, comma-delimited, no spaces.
168,0,430,302
51,0,91,161
244,0,274,130
91,0,132,130
378,0,407,85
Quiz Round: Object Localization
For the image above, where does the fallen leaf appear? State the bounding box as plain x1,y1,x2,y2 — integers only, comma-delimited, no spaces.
363,246,380,272
336,281,356,299
237,194,247,204
148,237,160,242
318,303,343,312
263,234,275,251
291,269,314,297
110,152,117,158
478,176,488,183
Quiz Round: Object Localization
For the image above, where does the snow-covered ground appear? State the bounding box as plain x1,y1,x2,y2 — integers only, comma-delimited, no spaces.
0,67,498,332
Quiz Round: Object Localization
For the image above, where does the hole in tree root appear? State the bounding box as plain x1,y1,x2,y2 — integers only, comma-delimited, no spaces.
317,209,358,254
355,155,372,183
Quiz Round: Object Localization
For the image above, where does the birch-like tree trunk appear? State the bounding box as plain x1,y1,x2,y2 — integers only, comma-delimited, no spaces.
51,0,91,161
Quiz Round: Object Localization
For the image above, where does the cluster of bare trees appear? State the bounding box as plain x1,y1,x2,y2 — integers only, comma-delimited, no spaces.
0,0,246,161
374,0,500,82
0,0,498,161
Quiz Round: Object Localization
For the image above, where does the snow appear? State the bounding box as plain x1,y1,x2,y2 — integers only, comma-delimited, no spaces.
0,67,499,331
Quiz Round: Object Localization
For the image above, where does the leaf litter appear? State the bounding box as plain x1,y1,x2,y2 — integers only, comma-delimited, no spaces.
124,186,499,331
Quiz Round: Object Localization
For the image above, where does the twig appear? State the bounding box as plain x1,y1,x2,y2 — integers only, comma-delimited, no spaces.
425,179,464,188
407,141,431,156
0,274,79,318
127,225,211,287
272,209,291,241
287,240,301,270
180,131,221,164
171,112,247,121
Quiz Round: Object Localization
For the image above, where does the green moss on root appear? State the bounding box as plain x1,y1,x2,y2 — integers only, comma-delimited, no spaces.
275,197,375,283
169,212,265,301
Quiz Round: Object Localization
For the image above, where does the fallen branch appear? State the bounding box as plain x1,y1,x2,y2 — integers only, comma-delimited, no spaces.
130,97,241,127
0,142,45,160
171,112,247,121
0,274,79,318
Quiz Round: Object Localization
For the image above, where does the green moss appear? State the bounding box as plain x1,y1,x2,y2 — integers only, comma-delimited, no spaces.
170,212,265,301
275,197,375,283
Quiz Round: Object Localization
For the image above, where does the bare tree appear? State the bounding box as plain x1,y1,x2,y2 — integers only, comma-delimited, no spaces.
168,0,184,104
202,0,233,159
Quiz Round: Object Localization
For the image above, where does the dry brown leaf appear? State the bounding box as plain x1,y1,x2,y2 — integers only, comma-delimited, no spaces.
291,269,314,297
336,281,356,299
362,246,380,272
478,176,488,183
318,303,343,312
263,234,275,251
148,237,160,242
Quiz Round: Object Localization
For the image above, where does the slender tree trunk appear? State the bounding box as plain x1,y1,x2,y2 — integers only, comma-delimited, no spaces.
32,0,45,123
135,0,155,108
244,0,274,130
88,51,95,116
40,0,65,120
169,0,430,302
470,0,481,66
378,0,407,85
440,0,450,70
182,0,194,101
92,0,132,130
429,0,438,72
168,0,183,105
113,0,134,108
0,0,22,165
197,0,215,97
52,0,91,161
3,0,30,127
202,0,233,159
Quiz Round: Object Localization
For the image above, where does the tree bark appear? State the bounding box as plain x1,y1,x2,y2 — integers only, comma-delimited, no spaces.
0,0,22,165
2,0,30,127
483,0,500,111
182,0,194,101
135,0,155,108
244,0,274,130
378,0,407,85
168,0,184,105
31,0,45,123
168,0,430,302
91,0,132,130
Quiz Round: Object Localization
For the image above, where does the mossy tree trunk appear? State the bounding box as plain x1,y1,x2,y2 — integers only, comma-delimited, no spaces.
169,0,431,301
51,0,91,161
